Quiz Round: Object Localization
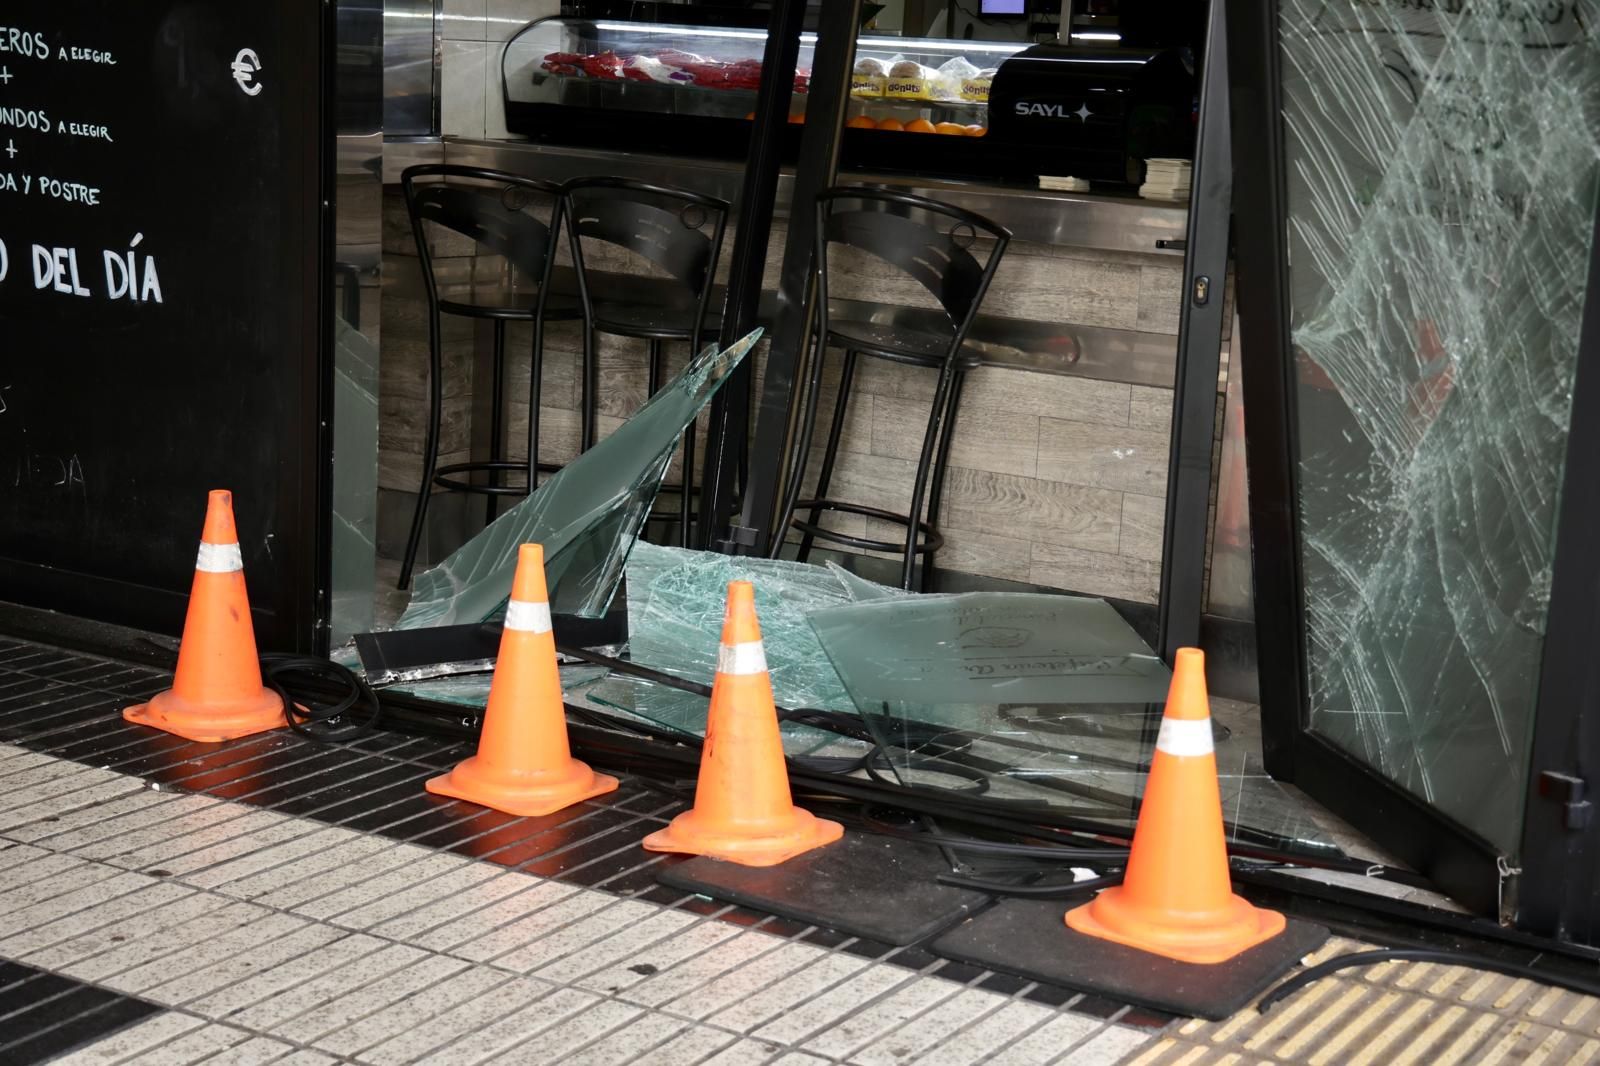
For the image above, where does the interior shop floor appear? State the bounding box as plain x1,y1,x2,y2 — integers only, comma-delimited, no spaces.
1,636,1596,1065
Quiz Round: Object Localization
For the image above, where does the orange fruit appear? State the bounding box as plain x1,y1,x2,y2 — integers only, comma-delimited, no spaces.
905,118,937,133
876,117,904,132
847,115,877,129
966,125,986,137
935,122,966,135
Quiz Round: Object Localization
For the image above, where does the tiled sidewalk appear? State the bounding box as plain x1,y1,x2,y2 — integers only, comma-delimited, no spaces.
0,633,1161,1065
0,744,1151,1065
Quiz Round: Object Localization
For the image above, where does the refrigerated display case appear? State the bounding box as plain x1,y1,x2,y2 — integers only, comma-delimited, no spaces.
501,14,1196,183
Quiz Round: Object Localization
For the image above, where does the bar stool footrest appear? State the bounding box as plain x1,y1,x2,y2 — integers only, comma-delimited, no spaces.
433,459,563,497
790,499,944,555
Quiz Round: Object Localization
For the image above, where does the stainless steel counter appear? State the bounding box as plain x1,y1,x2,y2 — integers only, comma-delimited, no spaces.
385,137,1188,258
382,136,1198,389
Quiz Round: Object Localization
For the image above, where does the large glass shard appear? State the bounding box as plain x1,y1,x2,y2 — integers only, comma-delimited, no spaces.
395,329,762,629
826,562,913,603
1277,2,1600,852
623,541,899,712
807,593,1342,857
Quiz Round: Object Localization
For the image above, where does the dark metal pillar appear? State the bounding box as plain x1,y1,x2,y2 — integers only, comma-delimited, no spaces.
700,0,863,554
696,0,810,551
1156,0,1233,662
1515,188,1600,940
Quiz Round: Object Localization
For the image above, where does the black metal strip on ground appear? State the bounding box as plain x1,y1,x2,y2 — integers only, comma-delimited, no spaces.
0,956,167,1065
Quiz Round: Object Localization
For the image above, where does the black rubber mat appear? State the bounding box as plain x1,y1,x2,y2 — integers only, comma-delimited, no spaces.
0,958,166,1064
658,833,991,946
931,897,1329,1019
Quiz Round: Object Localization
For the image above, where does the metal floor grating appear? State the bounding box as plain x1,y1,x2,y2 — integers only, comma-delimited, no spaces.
0,957,165,1061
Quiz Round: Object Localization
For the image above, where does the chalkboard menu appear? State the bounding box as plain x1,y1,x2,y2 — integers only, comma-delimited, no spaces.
0,2,327,650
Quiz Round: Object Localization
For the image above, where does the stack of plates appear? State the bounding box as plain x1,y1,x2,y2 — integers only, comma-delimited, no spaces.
1038,175,1092,192
1140,158,1192,201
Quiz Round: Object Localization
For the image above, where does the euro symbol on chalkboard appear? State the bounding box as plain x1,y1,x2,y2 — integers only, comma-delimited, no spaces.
232,48,262,97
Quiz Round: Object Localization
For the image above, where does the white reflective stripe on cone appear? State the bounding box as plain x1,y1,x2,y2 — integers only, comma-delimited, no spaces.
1155,717,1214,757
717,640,768,676
195,542,244,573
504,599,553,634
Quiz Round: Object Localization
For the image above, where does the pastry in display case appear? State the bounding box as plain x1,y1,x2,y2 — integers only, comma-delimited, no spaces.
502,10,1197,184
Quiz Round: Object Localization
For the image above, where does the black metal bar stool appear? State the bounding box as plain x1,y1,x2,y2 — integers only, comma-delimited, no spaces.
775,186,1011,590
562,176,729,547
396,164,578,589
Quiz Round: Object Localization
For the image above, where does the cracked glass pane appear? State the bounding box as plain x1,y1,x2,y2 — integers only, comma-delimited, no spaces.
1279,2,1600,852
330,318,380,644
393,329,761,630
808,592,1343,856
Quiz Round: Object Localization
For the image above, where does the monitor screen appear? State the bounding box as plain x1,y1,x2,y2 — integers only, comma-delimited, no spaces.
981,0,1026,14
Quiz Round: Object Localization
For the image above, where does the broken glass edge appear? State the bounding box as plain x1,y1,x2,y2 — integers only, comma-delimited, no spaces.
394,328,762,631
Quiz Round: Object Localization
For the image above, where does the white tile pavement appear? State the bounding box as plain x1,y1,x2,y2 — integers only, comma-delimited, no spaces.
0,740,1160,1065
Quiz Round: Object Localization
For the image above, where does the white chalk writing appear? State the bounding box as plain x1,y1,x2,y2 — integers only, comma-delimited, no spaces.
0,28,48,60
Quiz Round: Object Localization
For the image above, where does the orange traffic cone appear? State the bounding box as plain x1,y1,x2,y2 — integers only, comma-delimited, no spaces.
123,490,286,743
1065,648,1285,964
427,543,618,816
642,581,842,866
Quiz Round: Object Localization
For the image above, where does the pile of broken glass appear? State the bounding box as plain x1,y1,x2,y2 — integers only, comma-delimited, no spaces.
357,329,1337,856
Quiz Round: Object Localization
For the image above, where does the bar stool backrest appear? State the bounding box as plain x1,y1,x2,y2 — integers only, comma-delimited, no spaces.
561,176,730,322
401,164,565,312
815,186,1012,355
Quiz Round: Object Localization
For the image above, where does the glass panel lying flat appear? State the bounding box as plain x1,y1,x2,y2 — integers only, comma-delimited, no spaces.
807,593,1170,710
1277,1,1600,852
394,329,761,630
809,592,1343,858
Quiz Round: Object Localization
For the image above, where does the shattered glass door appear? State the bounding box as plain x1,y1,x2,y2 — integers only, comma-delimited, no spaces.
1278,0,1600,854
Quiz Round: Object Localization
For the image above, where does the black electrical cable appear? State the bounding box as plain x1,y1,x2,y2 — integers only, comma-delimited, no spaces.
853,811,1130,861
558,643,888,745
560,645,1342,861
370,686,1436,888
564,684,873,776
1258,948,1600,1012
863,744,991,794
935,871,1122,898
260,654,381,743
1231,857,1435,892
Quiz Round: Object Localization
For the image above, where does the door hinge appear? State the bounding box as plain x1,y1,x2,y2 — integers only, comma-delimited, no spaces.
1539,770,1593,830
1497,855,1521,926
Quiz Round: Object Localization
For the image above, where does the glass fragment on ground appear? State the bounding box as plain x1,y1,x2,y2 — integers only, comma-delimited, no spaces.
809,592,1342,857
394,329,762,630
